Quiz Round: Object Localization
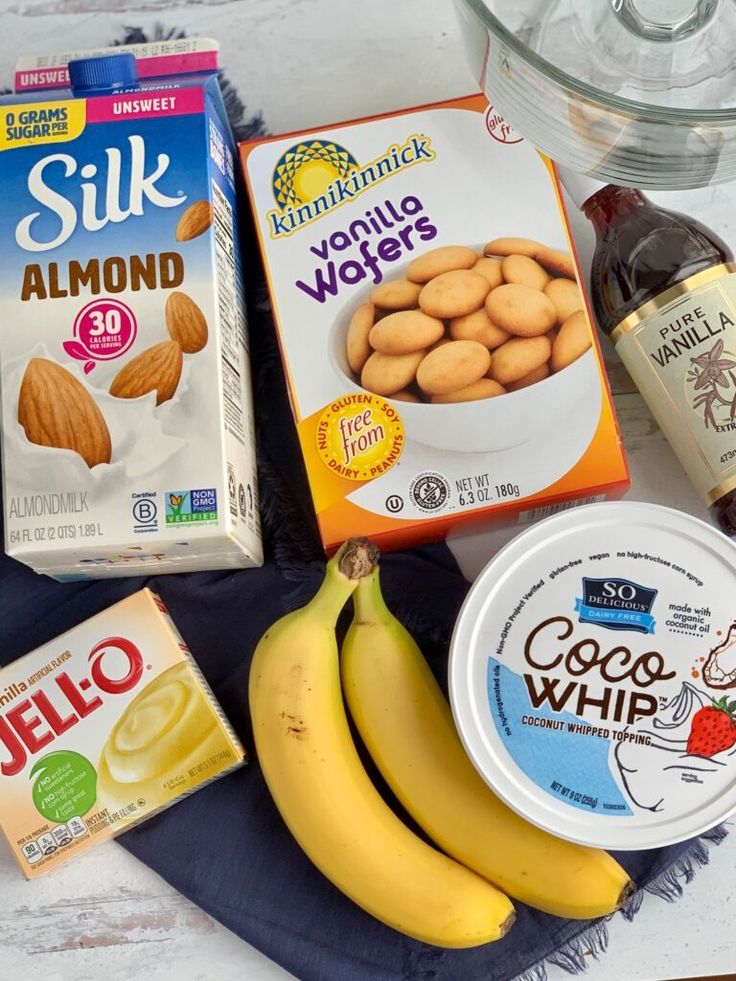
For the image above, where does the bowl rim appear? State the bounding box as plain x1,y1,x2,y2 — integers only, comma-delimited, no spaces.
458,0,736,124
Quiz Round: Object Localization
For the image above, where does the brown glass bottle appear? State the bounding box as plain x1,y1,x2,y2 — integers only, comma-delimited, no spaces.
581,184,736,535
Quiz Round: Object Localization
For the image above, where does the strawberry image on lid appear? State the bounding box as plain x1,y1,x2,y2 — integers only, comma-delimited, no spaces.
687,697,736,757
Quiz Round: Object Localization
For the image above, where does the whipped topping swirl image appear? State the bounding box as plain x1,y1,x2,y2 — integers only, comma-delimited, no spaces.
615,677,736,813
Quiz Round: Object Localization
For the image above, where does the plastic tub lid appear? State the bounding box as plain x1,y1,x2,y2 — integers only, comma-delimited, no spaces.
449,502,736,850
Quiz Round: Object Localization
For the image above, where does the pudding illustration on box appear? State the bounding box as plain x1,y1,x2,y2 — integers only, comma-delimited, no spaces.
0,39,261,578
240,94,629,552
450,503,736,851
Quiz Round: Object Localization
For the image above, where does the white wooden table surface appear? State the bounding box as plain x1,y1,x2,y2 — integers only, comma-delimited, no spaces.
1,1,735,979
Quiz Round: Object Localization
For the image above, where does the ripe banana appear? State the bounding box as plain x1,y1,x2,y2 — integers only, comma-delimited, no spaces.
249,539,514,947
341,568,635,920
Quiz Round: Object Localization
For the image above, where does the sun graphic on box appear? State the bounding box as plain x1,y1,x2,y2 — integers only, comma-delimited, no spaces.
271,139,359,209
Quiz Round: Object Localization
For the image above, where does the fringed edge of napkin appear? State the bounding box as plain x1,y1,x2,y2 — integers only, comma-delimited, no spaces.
514,823,729,981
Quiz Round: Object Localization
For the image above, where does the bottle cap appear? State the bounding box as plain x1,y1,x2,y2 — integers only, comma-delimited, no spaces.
558,166,607,210
68,54,139,96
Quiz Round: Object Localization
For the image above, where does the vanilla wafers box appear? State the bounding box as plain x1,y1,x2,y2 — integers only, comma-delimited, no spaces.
240,94,629,552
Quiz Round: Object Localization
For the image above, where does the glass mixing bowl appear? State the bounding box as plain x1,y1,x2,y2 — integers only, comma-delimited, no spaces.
454,0,736,188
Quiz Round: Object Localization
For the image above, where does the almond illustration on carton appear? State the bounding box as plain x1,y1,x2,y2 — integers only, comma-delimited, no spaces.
110,341,183,406
175,200,213,242
165,291,208,353
18,358,111,468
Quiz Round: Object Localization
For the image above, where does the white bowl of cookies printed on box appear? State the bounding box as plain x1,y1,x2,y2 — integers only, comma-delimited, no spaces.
328,239,598,454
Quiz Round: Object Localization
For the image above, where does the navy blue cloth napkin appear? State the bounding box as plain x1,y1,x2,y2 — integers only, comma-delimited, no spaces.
0,267,726,981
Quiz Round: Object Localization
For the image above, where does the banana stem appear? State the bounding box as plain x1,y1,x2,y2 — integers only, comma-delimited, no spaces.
309,539,380,624
337,538,380,581
352,567,392,625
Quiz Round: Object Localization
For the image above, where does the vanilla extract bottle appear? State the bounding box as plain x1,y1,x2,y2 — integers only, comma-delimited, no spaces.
565,176,736,536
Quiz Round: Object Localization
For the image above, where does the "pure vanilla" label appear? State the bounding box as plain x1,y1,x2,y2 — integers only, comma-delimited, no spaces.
612,263,736,505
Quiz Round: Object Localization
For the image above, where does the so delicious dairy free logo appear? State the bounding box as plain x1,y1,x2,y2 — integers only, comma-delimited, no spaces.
575,577,658,634
266,134,436,239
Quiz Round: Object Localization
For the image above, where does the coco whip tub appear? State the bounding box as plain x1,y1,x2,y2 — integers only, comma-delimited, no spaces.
450,502,736,849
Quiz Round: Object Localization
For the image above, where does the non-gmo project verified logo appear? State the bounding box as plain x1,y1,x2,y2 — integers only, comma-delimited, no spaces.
165,489,218,525
575,578,658,635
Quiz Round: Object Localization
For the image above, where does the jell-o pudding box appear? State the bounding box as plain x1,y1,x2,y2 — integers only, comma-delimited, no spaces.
240,94,629,553
0,588,245,878
0,40,261,579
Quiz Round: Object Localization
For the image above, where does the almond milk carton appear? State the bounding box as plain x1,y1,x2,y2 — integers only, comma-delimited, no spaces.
0,40,261,578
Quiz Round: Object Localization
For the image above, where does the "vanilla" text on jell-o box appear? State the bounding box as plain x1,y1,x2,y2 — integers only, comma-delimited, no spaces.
0,588,245,878
0,39,261,578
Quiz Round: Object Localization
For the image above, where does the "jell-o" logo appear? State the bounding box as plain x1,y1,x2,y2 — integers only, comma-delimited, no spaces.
0,637,144,777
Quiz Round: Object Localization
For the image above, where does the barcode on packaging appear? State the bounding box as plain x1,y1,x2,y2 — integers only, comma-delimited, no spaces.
517,496,605,524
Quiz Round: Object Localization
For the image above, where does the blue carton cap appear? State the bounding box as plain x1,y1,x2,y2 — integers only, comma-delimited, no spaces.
68,53,139,95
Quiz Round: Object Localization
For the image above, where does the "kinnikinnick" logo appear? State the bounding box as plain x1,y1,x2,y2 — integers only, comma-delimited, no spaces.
266,134,435,239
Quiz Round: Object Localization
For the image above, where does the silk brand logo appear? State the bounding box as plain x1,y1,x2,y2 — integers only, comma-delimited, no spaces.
0,636,144,777
16,135,186,252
